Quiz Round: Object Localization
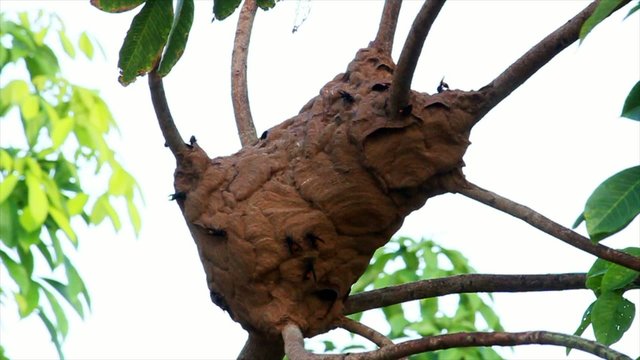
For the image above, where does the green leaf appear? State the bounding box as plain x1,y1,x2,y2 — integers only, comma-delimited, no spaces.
16,280,40,317
0,79,30,116
51,116,74,149
572,212,585,229
25,172,49,228
601,247,640,291
322,340,336,352
213,0,242,21
20,94,40,121
118,1,174,85
586,257,610,291
580,0,625,42
0,149,13,172
25,45,59,79
158,0,194,76
43,277,85,319
48,207,77,245
90,0,145,13
57,30,75,58
108,166,134,197
37,310,65,360
626,2,640,18
569,300,594,354
0,200,19,247
257,0,276,11
621,81,640,120
0,249,31,293
90,194,122,231
591,292,635,345
66,193,89,216
0,173,19,204
583,166,640,241
478,303,503,331
78,32,94,59
41,285,69,338
127,198,141,236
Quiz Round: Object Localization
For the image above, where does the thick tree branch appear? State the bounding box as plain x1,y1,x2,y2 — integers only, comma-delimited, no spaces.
148,69,186,158
344,273,588,315
370,0,403,55
457,182,640,271
238,332,284,360
389,0,446,117
232,0,258,147
282,323,631,360
335,316,394,348
476,0,630,117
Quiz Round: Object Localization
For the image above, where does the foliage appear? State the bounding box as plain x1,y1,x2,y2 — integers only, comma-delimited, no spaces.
0,11,140,358
565,6,640,353
570,247,639,351
92,0,278,85
579,0,639,41
315,237,503,360
573,166,640,242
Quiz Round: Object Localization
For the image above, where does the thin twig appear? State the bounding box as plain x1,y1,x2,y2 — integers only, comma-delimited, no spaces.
457,182,640,271
336,316,394,348
370,0,403,55
344,273,589,315
388,0,446,117
476,0,630,118
232,0,258,147
148,69,186,157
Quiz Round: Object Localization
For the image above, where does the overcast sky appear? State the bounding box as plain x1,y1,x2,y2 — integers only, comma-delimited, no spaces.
1,1,639,359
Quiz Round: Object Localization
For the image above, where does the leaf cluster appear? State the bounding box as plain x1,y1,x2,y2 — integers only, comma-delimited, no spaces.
318,237,504,360
0,12,141,358
91,0,278,86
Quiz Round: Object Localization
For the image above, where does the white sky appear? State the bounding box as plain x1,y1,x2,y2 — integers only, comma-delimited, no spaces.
1,1,639,359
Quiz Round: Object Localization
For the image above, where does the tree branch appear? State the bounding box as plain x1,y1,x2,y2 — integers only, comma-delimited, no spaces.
232,0,258,147
370,0,403,55
238,332,285,360
388,0,446,117
335,316,394,348
456,182,640,271
283,322,631,360
148,69,186,158
344,273,588,315
346,331,631,360
476,0,630,117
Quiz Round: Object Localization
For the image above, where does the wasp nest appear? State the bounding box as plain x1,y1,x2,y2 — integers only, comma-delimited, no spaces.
173,47,476,339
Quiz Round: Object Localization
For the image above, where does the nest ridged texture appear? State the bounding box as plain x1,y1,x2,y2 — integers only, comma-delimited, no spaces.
174,47,476,339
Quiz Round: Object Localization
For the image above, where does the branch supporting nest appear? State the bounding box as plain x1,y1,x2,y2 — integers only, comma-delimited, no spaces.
232,0,259,147
282,322,631,360
370,0,403,55
388,0,446,117
344,273,589,315
148,69,186,158
457,182,640,271
476,0,630,118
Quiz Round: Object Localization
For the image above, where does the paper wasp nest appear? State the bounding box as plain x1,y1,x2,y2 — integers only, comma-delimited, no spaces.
173,47,476,339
